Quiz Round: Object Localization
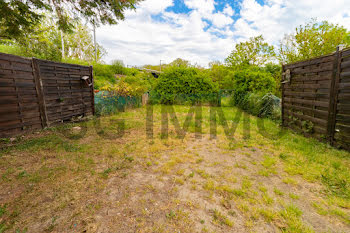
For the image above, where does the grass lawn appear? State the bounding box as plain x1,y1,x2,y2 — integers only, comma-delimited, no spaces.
0,105,349,232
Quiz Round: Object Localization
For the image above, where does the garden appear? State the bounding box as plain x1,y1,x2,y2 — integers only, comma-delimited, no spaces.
0,105,349,232
1,1,350,232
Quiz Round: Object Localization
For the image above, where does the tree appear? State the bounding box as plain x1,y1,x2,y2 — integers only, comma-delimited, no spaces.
279,20,350,64
111,60,126,75
170,58,191,67
225,35,275,68
0,0,144,40
64,22,106,62
208,61,230,87
1,16,106,62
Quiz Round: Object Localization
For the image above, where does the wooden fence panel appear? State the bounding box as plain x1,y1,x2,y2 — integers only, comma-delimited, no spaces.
0,53,42,137
334,48,350,150
0,53,94,138
282,54,335,140
282,48,350,151
35,59,94,126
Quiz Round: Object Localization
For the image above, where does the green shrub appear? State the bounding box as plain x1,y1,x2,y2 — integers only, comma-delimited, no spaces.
111,60,126,75
230,68,276,106
151,66,219,104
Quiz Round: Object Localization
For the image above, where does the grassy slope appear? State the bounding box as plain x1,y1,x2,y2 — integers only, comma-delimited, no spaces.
0,105,349,232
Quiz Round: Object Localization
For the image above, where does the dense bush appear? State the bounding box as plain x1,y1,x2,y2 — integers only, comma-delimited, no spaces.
151,66,219,104
111,60,126,75
100,72,152,97
230,92,281,121
230,68,276,106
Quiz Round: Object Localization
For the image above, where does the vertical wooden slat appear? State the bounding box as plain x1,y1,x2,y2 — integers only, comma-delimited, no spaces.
327,47,342,144
10,61,25,130
281,64,285,127
32,58,49,128
90,65,95,115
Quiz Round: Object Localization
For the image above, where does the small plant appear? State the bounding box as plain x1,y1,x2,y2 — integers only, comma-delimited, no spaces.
123,154,134,162
289,193,300,200
211,209,234,227
0,205,6,217
166,210,176,219
100,168,112,179
279,153,289,160
302,120,314,134
274,188,284,196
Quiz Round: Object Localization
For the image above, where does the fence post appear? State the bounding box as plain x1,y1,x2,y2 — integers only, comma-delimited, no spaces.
281,64,285,127
89,66,95,115
327,46,342,144
32,58,49,128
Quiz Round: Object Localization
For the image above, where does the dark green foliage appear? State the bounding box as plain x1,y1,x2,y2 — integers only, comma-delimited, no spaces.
322,167,350,199
111,60,126,75
0,0,144,40
279,20,350,64
151,66,219,104
15,135,81,153
230,68,276,106
263,63,282,97
0,1,45,40
229,92,281,121
93,63,117,89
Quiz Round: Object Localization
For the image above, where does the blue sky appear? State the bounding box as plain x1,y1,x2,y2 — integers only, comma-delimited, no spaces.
96,0,350,67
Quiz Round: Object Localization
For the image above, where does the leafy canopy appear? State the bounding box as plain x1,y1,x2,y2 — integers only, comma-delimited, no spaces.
152,66,219,104
279,20,350,64
225,35,275,68
0,16,105,62
0,0,144,39
230,67,276,106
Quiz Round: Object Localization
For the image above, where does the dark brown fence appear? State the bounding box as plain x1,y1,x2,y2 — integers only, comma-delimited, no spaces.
0,53,94,138
282,47,350,151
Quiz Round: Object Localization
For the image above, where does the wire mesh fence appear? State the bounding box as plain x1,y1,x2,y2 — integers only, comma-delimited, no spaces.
94,91,142,116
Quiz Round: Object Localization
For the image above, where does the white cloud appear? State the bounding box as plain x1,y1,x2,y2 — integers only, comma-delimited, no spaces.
211,12,234,28
223,5,234,16
96,0,350,67
138,0,173,14
184,0,215,16
235,0,350,44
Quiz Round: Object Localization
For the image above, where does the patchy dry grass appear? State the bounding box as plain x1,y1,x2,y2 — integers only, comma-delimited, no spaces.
0,105,349,232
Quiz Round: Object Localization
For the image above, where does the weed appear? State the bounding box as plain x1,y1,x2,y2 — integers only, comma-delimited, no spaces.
289,193,300,200
15,135,82,153
211,209,233,227
262,193,274,205
321,168,349,199
0,205,6,218
279,153,289,160
196,169,210,179
166,210,176,219
283,177,298,185
123,154,134,162
278,204,312,232
100,168,113,179
17,171,28,179
259,208,277,222
258,185,267,193
203,180,215,191
175,178,184,185
234,162,247,169
241,177,252,189
274,188,284,196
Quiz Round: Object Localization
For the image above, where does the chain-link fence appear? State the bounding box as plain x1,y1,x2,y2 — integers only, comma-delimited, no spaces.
94,91,142,116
